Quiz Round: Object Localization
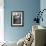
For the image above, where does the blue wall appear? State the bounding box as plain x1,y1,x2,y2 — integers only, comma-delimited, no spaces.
4,0,40,42
40,0,46,27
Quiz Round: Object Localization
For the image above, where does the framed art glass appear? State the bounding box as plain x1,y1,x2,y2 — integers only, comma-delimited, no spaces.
11,11,24,27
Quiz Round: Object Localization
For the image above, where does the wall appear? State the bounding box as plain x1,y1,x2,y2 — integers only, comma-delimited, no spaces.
40,0,46,27
4,0,40,42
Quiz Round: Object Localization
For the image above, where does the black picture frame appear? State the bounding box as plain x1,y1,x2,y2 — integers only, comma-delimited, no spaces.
11,11,24,27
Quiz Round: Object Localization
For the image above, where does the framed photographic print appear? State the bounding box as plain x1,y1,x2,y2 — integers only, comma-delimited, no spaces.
11,11,24,27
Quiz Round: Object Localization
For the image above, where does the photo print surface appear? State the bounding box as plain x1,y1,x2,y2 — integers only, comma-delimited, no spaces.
11,11,24,27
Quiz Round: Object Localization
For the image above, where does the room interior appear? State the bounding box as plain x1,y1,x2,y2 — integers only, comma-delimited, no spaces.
0,0,46,46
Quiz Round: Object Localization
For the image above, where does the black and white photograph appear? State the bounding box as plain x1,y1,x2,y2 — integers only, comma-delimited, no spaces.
11,11,24,27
